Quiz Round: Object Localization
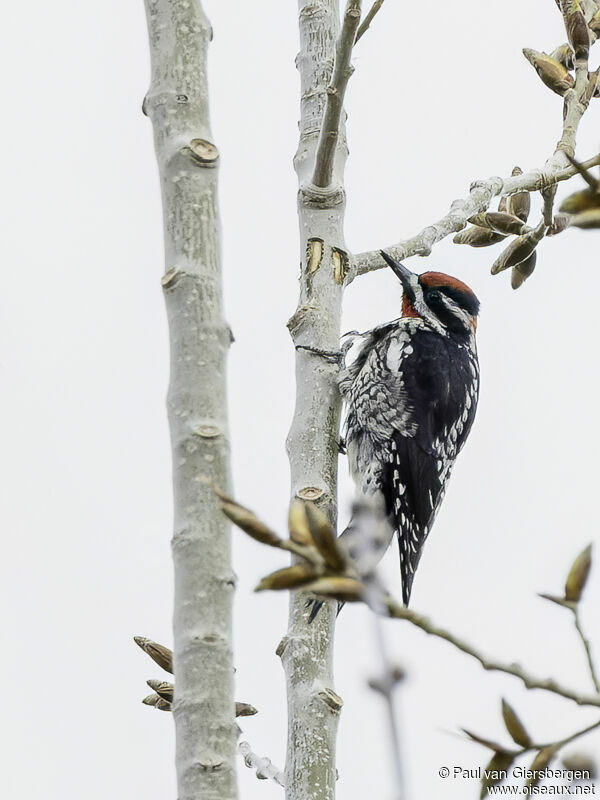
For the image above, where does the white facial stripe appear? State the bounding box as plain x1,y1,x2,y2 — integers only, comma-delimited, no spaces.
438,293,473,329
411,281,447,335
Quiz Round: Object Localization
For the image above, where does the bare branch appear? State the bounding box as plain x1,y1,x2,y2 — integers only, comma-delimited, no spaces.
385,600,600,708
573,607,600,694
351,502,404,798
548,717,600,751
351,23,598,280
143,1,237,797
350,153,600,279
542,185,558,227
312,0,362,188
238,741,285,787
283,1,352,796
355,0,385,43
461,715,600,780
368,606,405,799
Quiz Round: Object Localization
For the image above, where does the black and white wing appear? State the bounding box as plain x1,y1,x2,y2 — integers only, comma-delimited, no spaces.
344,321,479,604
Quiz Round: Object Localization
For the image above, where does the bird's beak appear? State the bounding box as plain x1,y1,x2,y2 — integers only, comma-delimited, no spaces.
379,250,416,297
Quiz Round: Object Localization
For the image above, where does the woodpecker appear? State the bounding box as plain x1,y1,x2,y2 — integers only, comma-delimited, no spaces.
304,252,480,624
336,251,480,606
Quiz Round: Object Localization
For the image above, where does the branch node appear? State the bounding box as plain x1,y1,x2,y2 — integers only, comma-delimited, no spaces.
297,487,325,501
299,3,324,20
276,636,289,659
299,183,345,208
317,688,344,713
286,304,316,336
197,753,224,772
332,246,350,284
192,424,222,439
161,268,184,289
184,138,220,167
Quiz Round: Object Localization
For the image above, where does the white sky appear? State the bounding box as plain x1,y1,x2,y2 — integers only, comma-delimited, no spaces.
2,1,600,799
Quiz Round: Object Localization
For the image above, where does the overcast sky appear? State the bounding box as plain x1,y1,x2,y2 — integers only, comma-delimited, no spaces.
2,1,600,799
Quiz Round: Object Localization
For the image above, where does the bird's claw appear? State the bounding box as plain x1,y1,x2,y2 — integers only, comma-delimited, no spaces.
295,345,344,364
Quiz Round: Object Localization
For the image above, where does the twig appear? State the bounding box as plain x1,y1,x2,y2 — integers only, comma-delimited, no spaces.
350,24,598,281
385,600,600,708
350,153,600,279
312,0,362,188
573,606,600,694
238,741,285,787
354,504,404,800
355,0,385,43
540,717,600,752
542,184,557,227
369,606,404,800
460,717,600,762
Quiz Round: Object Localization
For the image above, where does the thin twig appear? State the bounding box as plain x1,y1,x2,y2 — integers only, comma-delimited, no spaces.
350,31,597,280
369,606,404,800
385,600,600,708
350,153,600,279
459,717,600,761
312,0,362,188
355,0,385,43
238,741,285,787
355,504,404,800
573,606,600,694
542,184,557,227
539,716,600,752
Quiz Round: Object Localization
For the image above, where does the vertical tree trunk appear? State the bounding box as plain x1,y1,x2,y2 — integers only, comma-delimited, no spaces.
280,2,351,798
143,3,238,799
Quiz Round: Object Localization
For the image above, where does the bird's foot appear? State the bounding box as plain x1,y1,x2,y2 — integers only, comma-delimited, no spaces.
295,345,343,364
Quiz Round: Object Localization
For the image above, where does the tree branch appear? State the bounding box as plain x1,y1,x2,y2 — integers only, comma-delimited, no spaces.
572,606,600,695
545,717,600,751
350,153,600,279
368,600,404,799
350,29,598,280
143,2,237,798
385,600,600,708
280,2,355,797
542,184,557,227
462,715,600,782
355,0,385,43
238,741,285,787
311,0,362,188
350,500,404,798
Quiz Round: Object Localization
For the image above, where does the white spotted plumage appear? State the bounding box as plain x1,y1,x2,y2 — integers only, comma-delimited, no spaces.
337,264,480,606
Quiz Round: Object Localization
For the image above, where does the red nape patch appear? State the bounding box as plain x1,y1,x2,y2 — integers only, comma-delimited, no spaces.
401,294,420,318
419,271,477,299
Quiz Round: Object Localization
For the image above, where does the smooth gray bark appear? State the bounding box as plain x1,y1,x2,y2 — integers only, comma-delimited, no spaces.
143,2,237,799
279,3,356,799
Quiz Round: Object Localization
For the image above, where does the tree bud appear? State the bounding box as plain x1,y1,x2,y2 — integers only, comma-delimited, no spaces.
522,48,575,96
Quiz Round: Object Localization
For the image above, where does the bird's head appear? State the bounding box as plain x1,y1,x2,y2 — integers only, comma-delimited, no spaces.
380,250,480,336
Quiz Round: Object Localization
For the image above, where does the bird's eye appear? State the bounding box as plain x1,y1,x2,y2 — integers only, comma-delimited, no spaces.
428,289,442,301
